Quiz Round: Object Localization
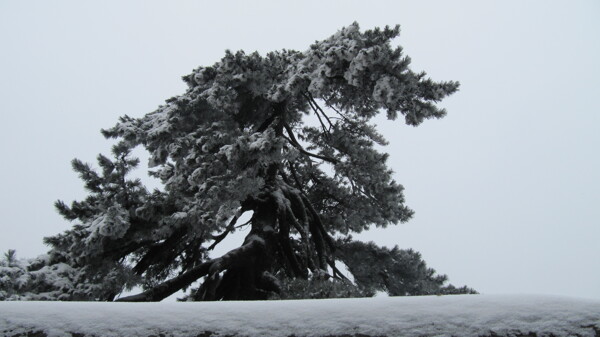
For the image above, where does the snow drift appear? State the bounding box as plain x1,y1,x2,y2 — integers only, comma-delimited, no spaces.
1,295,599,337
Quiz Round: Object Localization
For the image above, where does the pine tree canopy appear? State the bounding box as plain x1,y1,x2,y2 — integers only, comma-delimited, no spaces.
1,23,470,301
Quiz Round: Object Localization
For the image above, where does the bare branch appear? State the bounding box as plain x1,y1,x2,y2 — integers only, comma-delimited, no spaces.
283,123,338,164
208,208,244,251
328,258,351,282
236,218,251,229
304,93,329,134
307,92,334,129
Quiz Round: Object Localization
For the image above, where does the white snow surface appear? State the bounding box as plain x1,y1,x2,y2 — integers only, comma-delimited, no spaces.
1,295,599,337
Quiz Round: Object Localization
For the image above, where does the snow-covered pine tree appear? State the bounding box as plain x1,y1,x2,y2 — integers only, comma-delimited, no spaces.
6,23,465,301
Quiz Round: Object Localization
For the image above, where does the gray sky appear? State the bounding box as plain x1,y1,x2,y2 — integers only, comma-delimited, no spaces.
1,1,598,300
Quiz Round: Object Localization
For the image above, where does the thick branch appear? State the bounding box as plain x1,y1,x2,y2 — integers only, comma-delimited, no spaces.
280,186,309,233
202,235,267,300
117,235,265,302
255,114,277,133
301,194,336,252
208,235,265,276
280,185,318,272
276,200,307,278
116,259,213,302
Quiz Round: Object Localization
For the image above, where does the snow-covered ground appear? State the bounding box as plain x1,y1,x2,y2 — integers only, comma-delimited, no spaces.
1,295,599,337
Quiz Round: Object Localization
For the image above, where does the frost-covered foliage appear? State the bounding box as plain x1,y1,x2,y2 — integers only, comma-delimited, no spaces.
5,23,463,302
1,146,148,300
0,251,80,301
0,250,26,300
337,240,476,296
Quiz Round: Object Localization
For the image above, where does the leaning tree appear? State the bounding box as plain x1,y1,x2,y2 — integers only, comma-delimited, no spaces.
10,23,462,301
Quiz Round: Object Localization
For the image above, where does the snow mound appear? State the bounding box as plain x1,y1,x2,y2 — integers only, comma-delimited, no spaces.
1,295,599,337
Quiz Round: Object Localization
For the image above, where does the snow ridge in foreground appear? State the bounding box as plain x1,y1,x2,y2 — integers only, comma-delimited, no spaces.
1,295,599,337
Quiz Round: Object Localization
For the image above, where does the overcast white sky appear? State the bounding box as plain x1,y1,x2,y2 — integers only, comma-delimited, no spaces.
1,1,598,300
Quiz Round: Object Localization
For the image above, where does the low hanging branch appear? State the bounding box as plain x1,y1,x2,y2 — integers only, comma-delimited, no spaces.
117,259,213,302
117,237,266,302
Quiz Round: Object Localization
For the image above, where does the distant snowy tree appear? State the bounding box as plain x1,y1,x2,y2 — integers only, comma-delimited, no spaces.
3,23,470,301
0,250,23,300
0,250,76,301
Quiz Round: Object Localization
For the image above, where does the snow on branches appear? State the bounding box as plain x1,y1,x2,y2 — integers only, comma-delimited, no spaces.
6,23,464,302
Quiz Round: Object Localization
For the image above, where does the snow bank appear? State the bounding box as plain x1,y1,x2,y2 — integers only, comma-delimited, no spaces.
1,295,599,337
